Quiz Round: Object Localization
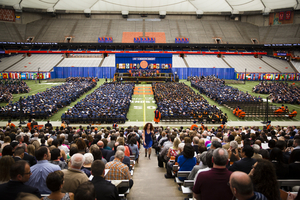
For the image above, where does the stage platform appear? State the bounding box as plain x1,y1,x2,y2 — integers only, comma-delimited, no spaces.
114,72,175,83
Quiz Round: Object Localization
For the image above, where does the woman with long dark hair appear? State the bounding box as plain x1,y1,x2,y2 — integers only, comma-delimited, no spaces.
249,159,280,200
177,144,197,181
142,123,154,159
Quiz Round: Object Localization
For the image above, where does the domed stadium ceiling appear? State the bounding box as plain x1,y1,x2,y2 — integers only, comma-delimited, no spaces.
0,0,299,14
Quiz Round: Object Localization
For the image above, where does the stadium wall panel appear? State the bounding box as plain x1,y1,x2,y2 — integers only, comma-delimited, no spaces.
51,67,115,79
172,68,235,79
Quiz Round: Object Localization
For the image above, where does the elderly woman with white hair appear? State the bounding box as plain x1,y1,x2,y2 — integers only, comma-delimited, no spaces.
81,153,94,177
252,144,262,160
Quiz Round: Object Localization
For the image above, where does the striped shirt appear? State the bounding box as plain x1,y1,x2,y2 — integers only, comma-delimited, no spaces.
105,158,131,180
249,192,268,200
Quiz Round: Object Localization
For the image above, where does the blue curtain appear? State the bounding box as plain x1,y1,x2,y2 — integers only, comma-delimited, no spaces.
172,68,234,79
51,67,115,79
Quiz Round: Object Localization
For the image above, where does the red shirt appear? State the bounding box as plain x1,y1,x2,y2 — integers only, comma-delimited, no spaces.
193,168,233,200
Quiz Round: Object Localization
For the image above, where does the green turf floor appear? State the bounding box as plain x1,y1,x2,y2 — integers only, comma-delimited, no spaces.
126,84,157,123
1,79,300,123
0,79,105,122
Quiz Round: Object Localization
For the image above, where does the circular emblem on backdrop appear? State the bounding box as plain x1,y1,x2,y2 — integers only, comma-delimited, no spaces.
140,60,148,69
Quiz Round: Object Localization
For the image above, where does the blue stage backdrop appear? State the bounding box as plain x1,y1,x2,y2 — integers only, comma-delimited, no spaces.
115,53,172,70
172,68,235,79
51,67,115,79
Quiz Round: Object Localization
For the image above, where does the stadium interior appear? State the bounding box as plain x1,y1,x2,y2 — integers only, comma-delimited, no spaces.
0,0,300,199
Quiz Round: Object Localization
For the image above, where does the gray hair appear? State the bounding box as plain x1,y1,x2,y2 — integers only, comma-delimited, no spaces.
223,136,228,142
193,136,199,144
116,145,125,152
252,144,260,154
199,151,208,166
83,153,94,165
230,141,238,149
213,148,228,166
178,143,185,150
71,153,85,168
115,150,124,159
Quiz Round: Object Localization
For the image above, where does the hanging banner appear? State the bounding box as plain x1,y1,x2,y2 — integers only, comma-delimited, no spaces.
236,73,300,81
285,11,292,20
1,72,51,80
279,12,284,21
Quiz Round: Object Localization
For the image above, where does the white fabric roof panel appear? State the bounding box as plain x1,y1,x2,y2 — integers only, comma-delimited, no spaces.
226,0,264,12
0,0,297,13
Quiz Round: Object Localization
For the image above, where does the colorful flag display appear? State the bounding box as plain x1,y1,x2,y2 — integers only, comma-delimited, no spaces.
0,72,51,80
236,73,300,81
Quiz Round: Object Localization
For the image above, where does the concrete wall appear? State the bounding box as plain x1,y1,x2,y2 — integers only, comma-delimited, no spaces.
241,13,300,27
16,12,44,24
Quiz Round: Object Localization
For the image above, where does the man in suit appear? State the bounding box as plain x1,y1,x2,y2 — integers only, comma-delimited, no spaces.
91,160,119,200
13,147,25,162
228,145,256,174
98,140,114,161
0,160,41,200
17,143,37,166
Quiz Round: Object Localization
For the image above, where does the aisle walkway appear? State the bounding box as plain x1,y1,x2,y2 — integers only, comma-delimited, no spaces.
127,147,187,200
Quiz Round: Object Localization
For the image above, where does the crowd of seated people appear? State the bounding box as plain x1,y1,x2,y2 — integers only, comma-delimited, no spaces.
66,77,99,83
190,76,263,105
62,83,134,123
1,79,30,94
153,124,300,200
129,69,158,77
253,81,300,104
0,80,30,103
0,122,300,199
0,78,97,119
0,88,13,103
0,124,142,199
152,82,226,123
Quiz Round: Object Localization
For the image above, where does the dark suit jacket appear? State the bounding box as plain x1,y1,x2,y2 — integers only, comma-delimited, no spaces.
13,156,22,162
0,180,41,200
289,163,300,179
23,153,37,166
91,176,120,200
193,145,199,154
228,157,256,174
101,149,115,161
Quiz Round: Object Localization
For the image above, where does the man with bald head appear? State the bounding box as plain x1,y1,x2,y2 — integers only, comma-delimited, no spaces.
193,148,233,200
229,171,267,200
62,153,89,193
